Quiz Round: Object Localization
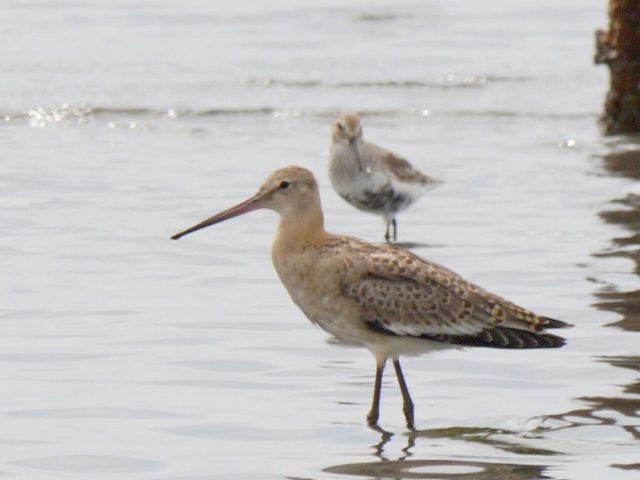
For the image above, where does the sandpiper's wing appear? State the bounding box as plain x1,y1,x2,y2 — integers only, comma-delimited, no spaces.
362,142,441,187
341,244,570,348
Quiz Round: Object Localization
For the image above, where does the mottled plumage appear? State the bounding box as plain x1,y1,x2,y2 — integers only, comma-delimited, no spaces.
276,234,567,351
329,113,442,241
172,166,571,429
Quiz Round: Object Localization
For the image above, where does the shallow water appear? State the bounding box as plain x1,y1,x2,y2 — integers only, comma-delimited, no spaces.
1,1,639,479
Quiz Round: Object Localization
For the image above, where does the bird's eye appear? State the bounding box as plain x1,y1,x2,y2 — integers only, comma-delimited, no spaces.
279,181,290,189
337,122,344,130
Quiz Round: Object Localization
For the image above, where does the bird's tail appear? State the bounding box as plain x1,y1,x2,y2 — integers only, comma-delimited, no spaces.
542,316,573,329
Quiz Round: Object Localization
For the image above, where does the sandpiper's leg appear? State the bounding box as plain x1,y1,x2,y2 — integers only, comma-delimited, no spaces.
391,218,398,242
393,359,415,429
367,360,387,426
384,221,392,243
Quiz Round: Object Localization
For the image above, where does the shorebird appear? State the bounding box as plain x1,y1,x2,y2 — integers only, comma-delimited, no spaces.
329,113,442,242
172,166,570,429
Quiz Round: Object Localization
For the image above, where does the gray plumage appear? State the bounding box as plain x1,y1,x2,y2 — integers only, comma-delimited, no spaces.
329,113,442,242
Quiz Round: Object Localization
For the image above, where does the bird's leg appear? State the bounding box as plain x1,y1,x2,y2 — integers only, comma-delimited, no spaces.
367,360,386,426
384,221,392,243
393,359,415,429
391,218,398,242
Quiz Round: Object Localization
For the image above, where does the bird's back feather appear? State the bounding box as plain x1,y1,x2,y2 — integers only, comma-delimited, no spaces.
336,239,570,349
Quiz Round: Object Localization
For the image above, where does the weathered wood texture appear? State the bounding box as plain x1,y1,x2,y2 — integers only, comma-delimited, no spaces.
595,0,640,134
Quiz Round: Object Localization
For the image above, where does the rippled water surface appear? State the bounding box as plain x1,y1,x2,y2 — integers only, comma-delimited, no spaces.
1,1,639,479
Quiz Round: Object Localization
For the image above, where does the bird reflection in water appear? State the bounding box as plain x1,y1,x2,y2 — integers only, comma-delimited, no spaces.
325,427,553,479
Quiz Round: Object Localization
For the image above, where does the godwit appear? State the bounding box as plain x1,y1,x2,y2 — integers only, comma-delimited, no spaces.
329,113,442,242
171,166,570,429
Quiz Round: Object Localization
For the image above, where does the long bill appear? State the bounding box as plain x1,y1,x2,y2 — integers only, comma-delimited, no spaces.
171,192,263,240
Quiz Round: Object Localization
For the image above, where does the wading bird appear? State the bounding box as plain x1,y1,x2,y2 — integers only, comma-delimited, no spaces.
172,166,570,429
329,113,442,242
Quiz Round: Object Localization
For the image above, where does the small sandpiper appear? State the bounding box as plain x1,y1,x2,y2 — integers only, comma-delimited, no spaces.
329,113,442,242
171,166,570,429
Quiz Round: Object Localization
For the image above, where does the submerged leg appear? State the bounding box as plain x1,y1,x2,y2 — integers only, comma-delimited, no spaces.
367,360,387,426
393,359,415,429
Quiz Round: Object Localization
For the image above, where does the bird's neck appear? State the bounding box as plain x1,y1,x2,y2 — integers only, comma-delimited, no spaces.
273,202,327,256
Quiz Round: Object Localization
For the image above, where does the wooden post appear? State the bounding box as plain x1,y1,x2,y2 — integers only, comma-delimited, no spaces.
595,0,640,134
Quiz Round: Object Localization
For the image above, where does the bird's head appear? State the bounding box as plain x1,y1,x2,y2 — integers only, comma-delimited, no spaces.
171,166,321,240
331,113,363,146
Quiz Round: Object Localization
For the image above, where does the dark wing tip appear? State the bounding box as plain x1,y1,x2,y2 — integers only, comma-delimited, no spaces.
543,317,573,329
541,333,567,348
364,316,569,349
423,327,567,349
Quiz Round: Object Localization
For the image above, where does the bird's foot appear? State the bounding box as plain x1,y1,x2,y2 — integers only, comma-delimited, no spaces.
366,409,380,427
405,418,415,430
403,405,415,430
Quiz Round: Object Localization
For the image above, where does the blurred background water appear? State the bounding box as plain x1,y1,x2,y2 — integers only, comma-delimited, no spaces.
1,1,639,479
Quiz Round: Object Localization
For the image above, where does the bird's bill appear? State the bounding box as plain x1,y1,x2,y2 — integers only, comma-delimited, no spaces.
171,193,263,240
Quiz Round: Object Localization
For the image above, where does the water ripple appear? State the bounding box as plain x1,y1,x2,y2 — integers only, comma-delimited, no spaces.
4,408,180,419
0,103,595,128
11,455,164,474
239,74,533,89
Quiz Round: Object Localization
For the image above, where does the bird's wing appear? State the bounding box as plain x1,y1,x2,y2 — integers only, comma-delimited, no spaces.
341,245,568,348
375,148,441,186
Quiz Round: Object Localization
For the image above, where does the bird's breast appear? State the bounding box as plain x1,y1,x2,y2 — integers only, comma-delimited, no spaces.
273,252,339,317
271,249,369,345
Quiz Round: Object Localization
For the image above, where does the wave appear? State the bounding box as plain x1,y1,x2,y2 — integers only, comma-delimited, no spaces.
239,74,533,89
0,103,596,128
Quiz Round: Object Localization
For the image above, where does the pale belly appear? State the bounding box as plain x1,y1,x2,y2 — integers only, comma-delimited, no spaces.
291,287,368,346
